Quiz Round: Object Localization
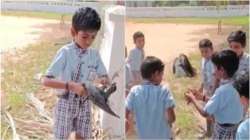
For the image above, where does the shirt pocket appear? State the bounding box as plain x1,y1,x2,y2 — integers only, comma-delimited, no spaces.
87,65,98,81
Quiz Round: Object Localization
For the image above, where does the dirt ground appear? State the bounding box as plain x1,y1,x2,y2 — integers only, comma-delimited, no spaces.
125,21,241,63
0,16,64,52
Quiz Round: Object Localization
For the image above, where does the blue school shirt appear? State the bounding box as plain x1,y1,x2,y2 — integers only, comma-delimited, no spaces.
236,118,249,140
234,52,249,80
126,81,175,139
125,63,134,88
204,79,243,124
127,47,144,72
46,41,107,94
201,58,215,96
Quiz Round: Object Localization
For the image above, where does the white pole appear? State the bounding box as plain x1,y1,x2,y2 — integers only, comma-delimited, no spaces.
99,6,125,139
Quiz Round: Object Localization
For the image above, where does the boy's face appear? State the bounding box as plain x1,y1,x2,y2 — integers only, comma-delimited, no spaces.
71,27,97,49
151,70,164,85
199,47,213,59
134,37,145,49
229,41,244,56
213,66,225,80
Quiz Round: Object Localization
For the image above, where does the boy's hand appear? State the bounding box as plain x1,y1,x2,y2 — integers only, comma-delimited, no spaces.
198,87,203,93
184,91,196,104
207,116,215,123
68,81,88,96
99,76,110,86
187,88,203,101
93,76,110,88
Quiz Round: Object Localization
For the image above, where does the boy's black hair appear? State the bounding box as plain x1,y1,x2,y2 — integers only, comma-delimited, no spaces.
234,73,249,99
133,31,144,43
199,38,213,49
211,49,239,77
227,30,246,47
72,7,101,32
141,56,164,79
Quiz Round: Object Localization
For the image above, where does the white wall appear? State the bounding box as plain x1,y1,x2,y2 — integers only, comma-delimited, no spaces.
1,0,100,13
2,1,249,17
126,5,249,18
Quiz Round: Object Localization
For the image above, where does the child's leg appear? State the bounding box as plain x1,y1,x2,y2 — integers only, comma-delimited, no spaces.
53,98,74,139
76,100,92,139
75,133,84,140
206,118,213,137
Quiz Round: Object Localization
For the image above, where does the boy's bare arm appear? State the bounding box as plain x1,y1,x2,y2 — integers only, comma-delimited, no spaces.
192,98,209,117
166,107,176,124
41,77,87,96
185,92,209,117
131,71,141,84
188,88,210,102
126,109,133,133
199,83,203,93
42,76,67,89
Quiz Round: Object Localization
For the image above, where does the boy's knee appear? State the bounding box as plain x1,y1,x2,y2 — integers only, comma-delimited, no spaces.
54,132,71,140
75,133,84,140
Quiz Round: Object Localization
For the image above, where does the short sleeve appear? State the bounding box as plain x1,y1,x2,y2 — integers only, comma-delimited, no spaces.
125,64,133,86
204,89,221,115
46,48,66,78
200,59,205,82
128,49,140,71
126,88,136,112
236,119,250,140
96,51,107,76
163,87,175,109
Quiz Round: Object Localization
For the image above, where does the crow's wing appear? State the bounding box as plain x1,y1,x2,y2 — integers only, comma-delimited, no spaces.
84,82,120,118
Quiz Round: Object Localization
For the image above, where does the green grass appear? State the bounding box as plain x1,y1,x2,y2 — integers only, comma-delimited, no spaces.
2,10,73,21
1,39,69,139
128,16,249,26
164,52,202,139
1,42,59,110
2,40,68,110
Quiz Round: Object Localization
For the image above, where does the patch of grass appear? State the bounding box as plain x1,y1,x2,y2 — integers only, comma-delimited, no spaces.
165,51,202,139
1,39,70,139
128,16,249,26
1,40,69,111
2,10,73,21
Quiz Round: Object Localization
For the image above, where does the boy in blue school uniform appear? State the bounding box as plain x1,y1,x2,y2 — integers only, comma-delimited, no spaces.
198,39,215,98
199,39,215,137
126,56,176,139
228,30,250,123
185,50,244,139
234,74,249,140
188,39,215,138
41,7,109,140
227,30,249,81
127,31,145,84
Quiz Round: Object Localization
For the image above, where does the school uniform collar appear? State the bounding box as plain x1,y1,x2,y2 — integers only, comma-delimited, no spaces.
205,57,212,62
239,52,244,59
135,47,143,51
72,41,88,55
220,78,233,85
239,52,248,60
142,80,159,86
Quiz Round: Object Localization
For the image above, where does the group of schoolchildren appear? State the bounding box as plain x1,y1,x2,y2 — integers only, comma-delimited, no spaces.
125,29,249,140
41,7,249,140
